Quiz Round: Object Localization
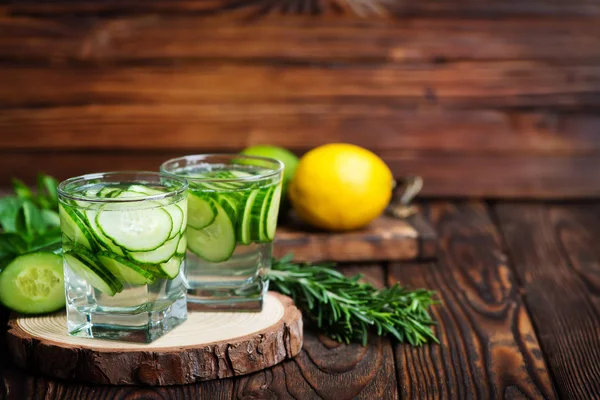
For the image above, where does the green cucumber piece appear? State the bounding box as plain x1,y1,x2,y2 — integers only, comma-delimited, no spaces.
142,265,169,279
176,234,187,255
165,204,184,239
265,184,282,240
98,187,123,198
159,255,183,279
126,185,163,195
187,193,217,229
127,235,180,265
0,252,65,314
64,250,123,295
248,186,273,242
97,252,155,285
96,206,172,251
186,201,236,262
84,209,125,256
237,189,259,245
59,204,96,250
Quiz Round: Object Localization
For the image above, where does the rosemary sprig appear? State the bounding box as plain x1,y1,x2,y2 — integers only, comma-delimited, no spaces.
267,254,439,346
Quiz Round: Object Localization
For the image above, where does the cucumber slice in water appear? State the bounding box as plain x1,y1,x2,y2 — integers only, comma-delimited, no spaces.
97,252,155,285
64,251,123,296
127,234,180,264
84,209,124,256
159,255,183,279
186,201,236,262
126,185,163,195
0,252,65,314
187,193,217,230
237,189,259,245
96,206,172,251
176,234,187,255
265,184,282,240
165,204,184,239
59,204,97,250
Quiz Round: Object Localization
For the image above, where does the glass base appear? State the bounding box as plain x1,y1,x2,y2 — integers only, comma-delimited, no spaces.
187,288,264,311
67,296,187,343
184,241,271,312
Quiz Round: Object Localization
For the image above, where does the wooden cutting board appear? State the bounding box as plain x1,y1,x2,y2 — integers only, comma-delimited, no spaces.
6,292,302,386
274,211,437,263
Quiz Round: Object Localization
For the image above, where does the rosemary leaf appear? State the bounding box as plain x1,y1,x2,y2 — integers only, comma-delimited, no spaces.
267,256,439,346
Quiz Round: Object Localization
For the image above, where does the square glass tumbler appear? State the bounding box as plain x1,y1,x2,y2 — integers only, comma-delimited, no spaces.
161,154,284,311
58,171,189,343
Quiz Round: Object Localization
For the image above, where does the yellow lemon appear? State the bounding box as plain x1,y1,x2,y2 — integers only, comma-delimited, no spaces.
289,143,393,231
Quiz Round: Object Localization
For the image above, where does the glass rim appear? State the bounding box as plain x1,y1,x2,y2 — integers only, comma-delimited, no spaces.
57,171,189,204
160,153,285,183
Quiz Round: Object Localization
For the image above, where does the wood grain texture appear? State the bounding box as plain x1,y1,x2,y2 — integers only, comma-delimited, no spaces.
389,202,556,399
3,62,600,109
3,0,600,17
3,151,600,198
2,16,600,63
275,212,437,262
6,292,302,386
1,265,398,399
495,203,600,399
3,106,600,155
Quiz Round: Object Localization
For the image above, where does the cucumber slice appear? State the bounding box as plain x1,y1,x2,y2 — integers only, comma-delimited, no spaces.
127,235,180,265
84,209,124,256
113,190,147,199
59,204,96,250
159,255,183,279
142,265,169,279
98,187,123,198
265,184,282,240
186,201,236,262
165,204,184,239
97,252,155,285
187,193,217,229
96,206,172,251
64,251,122,295
249,186,273,242
0,252,65,314
176,234,187,255
126,185,163,195
237,189,259,245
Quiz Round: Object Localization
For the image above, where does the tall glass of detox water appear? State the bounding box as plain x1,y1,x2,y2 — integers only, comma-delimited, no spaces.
57,172,189,343
161,154,284,311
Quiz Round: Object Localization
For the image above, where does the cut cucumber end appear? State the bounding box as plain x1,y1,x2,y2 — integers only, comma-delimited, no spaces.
0,252,65,314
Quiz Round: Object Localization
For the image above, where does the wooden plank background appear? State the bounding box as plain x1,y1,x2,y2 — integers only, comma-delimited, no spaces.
1,0,600,197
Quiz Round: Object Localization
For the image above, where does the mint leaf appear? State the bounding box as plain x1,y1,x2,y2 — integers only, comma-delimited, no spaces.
0,196,22,233
36,174,59,210
12,178,34,201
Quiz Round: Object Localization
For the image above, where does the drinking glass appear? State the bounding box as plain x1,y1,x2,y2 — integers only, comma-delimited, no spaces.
161,154,284,311
58,172,188,343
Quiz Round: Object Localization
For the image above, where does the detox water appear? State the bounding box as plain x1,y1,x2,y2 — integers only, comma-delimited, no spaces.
58,173,188,343
161,155,283,311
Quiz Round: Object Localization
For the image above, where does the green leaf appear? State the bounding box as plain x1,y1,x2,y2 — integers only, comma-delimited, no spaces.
268,257,438,347
29,228,62,252
0,233,29,255
22,200,43,237
12,178,34,201
40,209,60,229
0,196,23,233
36,174,59,209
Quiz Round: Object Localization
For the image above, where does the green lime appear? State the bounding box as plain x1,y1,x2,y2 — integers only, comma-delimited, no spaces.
241,145,299,191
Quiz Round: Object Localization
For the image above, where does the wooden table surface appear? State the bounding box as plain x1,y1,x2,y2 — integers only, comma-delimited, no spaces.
2,200,599,399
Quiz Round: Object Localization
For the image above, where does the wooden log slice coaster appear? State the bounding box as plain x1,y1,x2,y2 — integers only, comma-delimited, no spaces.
6,292,303,386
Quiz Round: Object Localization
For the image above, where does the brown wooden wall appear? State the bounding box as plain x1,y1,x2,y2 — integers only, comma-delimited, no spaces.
2,0,600,198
